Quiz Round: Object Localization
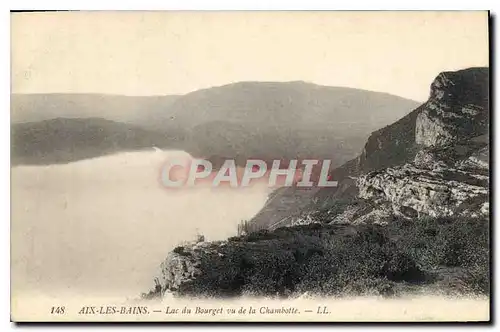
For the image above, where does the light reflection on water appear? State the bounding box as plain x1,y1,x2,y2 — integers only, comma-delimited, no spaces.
11,150,271,299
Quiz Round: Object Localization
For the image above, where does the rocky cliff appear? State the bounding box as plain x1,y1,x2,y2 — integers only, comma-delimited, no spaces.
358,67,488,173
415,68,489,147
333,67,489,224
252,67,489,228
148,67,490,299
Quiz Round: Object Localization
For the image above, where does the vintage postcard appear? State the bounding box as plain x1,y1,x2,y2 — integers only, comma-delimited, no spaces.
10,11,490,322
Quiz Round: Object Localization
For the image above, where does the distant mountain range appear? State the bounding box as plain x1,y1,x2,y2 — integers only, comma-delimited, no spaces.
11,82,419,166
11,94,180,127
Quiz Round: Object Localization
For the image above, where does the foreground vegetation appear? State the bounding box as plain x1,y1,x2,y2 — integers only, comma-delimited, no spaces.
145,216,489,299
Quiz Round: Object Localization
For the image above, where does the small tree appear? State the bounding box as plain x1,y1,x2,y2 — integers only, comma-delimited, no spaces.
237,219,250,236
194,228,205,243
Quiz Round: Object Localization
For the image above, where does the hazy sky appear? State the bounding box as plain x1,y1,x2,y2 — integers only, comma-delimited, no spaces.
11,11,488,101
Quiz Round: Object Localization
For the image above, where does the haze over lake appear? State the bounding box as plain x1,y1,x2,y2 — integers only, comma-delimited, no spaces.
11,149,271,299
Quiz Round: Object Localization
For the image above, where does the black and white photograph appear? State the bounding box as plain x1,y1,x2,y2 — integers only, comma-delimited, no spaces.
9,10,490,322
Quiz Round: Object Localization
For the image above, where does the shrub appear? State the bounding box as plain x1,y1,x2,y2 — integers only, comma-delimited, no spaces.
388,216,489,294
294,224,426,296
163,216,489,298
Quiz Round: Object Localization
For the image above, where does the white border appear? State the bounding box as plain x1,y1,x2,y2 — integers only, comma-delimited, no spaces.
2,1,498,331
3,1,496,11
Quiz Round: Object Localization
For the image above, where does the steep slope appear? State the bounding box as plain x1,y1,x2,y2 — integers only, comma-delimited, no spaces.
315,67,489,224
358,67,488,173
249,67,489,230
150,67,490,299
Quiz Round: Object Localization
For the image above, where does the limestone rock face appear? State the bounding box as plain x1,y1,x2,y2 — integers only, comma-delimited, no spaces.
293,68,490,226
313,68,488,214
357,164,488,219
159,241,221,292
414,135,489,171
459,144,489,173
355,68,489,221
148,68,490,300
415,68,489,148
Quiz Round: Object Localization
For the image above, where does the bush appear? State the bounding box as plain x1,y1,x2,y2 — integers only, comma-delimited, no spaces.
294,224,426,296
388,216,489,294
165,216,489,298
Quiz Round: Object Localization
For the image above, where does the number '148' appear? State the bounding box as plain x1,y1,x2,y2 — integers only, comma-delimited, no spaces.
50,306,65,314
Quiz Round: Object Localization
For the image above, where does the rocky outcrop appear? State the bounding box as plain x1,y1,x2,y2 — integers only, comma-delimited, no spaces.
414,134,489,171
415,68,489,147
299,68,489,226
261,67,489,228
154,223,431,298
157,224,362,297
354,68,489,221
148,67,490,300
357,163,488,219
151,216,489,298
460,145,489,172
160,245,205,292
357,67,488,173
